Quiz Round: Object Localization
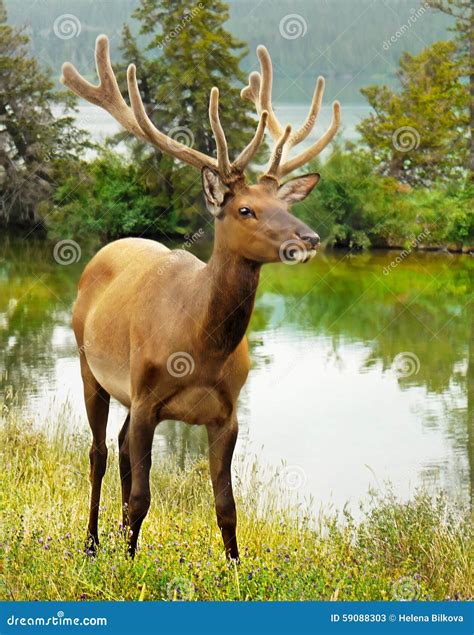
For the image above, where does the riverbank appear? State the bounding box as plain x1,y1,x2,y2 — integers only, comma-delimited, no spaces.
1,413,472,602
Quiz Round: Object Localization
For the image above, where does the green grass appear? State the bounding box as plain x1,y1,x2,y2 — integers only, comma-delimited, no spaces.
0,411,472,602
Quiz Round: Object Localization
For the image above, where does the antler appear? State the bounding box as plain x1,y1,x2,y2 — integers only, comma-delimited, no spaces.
242,45,341,179
61,35,267,183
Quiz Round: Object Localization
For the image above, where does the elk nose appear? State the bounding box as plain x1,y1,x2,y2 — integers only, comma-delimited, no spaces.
297,231,320,248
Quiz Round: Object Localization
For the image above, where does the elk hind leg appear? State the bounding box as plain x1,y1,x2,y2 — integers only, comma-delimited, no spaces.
118,413,131,529
81,357,110,551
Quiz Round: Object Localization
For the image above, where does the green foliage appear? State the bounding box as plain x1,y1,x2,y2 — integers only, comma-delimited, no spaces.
47,145,474,248
298,149,474,249
0,0,89,227
1,413,472,601
426,1,472,58
358,41,469,185
426,0,474,175
47,151,190,243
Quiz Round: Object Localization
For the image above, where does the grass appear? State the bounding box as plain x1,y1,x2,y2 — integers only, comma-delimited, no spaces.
0,410,472,602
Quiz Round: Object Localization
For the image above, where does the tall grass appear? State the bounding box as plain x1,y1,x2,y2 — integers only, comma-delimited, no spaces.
0,410,472,601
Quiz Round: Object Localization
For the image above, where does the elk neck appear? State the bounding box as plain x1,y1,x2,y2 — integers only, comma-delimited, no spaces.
201,243,261,356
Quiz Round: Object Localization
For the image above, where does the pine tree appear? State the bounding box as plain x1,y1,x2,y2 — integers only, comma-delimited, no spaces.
0,0,88,228
357,41,468,185
115,0,264,230
426,0,473,176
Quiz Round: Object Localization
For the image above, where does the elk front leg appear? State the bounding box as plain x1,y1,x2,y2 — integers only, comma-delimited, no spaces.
206,419,239,560
127,404,156,557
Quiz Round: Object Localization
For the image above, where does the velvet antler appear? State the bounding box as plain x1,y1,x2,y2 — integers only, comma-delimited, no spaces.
61,35,268,183
242,45,341,179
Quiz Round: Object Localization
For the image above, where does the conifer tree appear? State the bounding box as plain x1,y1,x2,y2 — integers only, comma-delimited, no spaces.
0,0,88,227
358,41,468,185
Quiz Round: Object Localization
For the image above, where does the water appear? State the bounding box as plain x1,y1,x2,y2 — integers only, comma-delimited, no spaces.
1,237,473,514
62,102,370,159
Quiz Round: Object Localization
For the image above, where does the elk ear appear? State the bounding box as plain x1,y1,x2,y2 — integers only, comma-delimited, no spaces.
277,173,320,204
202,167,231,216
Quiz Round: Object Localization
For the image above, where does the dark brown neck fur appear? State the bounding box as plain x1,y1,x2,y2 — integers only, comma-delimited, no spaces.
202,246,261,355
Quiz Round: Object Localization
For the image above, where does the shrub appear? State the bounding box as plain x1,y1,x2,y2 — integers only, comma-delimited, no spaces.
298,150,474,250
46,151,199,244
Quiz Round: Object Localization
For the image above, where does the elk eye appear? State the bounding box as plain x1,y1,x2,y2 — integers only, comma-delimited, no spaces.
239,207,256,218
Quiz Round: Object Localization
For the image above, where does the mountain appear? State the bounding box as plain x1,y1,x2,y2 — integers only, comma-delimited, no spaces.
5,0,453,103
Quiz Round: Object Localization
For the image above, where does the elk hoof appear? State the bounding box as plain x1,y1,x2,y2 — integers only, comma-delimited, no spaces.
85,533,98,556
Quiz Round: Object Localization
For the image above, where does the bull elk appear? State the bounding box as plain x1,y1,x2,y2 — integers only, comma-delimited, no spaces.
61,35,340,559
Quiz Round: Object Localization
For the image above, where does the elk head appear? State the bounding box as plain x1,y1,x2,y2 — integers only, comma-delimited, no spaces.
61,37,341,264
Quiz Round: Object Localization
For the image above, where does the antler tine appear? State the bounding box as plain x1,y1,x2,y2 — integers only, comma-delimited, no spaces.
242,45,342,180
209,88,232,179
256,46,284,141
61,35,148,142
279,101,341,177
241,71,261,106
127,65,217,170
265,124,292,178
62,35,218,171
290,76,325,146
232,111,268,173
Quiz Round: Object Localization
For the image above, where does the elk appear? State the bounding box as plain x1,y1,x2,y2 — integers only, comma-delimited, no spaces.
61,35,340,559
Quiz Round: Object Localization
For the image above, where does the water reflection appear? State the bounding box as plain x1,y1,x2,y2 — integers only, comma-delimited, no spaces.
1,237,472,511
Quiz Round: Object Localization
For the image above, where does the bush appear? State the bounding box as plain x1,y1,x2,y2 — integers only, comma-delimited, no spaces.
298,150,474,250
46,151,200,244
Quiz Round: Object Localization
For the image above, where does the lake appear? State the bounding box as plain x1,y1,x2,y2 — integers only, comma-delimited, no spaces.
1,237,472,515
63,101,371,159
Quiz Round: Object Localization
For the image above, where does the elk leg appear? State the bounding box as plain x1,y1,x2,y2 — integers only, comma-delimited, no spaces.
81,358,110,551
118,413,131,529
206,419,239,560
127,406,156,557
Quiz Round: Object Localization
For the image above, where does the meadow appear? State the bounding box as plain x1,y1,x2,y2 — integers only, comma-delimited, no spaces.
1,409,472,602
